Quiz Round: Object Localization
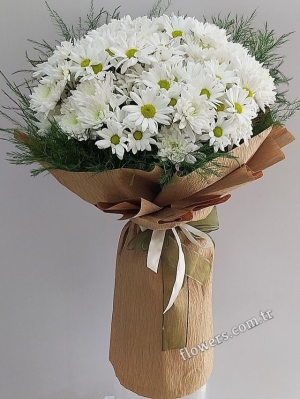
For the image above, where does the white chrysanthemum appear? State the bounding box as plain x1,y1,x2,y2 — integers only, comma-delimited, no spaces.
225,85,258,124
123,88,173,133
126,126,156,154
95,121,127,159
193,22,228,48
30,83,63,116
231,122,253,146
58,100,87,140
48,41,74,64
249,68,276,110
76,96,111,130
157,125,201,165
176,62,204,82
173,89,213,135
204,59,239,86
33,60,73,85
201,116,236,152
147,32,170,47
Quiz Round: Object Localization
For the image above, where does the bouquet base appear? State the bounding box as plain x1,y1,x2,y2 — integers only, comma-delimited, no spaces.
114,377,207,399
109,222,214,399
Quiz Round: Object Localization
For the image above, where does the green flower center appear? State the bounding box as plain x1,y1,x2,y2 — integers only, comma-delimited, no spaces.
169,98,177,107
234,102,243,114
158,79,171,90
133,131,143,140
200,88,211,99
141,104,156,118
172,30,183,38
243,86,253,98
126,48,138,58
81,59,90,68
111,134,120,145
213,126,223,137
216,103,225,112
92,63,103,74
106,48,114,56
171,141,180,149
43,87,51,98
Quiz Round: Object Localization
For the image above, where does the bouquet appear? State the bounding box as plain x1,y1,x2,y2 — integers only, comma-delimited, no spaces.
1,3,298,398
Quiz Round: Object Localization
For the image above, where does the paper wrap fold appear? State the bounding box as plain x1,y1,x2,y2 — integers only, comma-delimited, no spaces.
14,126,295,399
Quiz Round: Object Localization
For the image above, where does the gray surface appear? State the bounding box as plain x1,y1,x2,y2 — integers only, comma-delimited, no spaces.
0,1,299,398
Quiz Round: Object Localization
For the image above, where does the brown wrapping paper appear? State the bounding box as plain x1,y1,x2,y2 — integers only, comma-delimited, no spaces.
110,222,214,399
14,125,295,398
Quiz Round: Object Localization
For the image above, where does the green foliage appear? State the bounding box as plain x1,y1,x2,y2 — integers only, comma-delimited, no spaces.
205,10,300,129
45,0,121,41
148,0,172,18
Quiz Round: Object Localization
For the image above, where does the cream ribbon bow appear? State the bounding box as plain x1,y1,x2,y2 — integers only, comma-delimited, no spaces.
146,225,214,314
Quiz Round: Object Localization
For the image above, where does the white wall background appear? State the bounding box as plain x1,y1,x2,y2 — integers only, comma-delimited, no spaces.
0,1,299,398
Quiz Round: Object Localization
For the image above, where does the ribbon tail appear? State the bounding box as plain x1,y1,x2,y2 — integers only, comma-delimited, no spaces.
181,224,214,248
163,228,186,314
147,229,166,273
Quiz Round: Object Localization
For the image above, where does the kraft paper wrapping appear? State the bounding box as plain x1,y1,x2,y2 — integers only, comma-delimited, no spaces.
110,222,214,399
14,125,295,398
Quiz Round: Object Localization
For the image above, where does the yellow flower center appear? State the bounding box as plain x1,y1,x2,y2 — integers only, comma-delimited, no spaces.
216,103,225,112
126,48,138,58
141,104,156,118
213,126,223,137
133,131,143,140
81,59,90,68
106,48,114,56
169,98,177,107
172,30,183,38
234,103,243,114
158,79,171,90
200,88,211,99
92,63,103,74
111,134,120,145
243,86,254,98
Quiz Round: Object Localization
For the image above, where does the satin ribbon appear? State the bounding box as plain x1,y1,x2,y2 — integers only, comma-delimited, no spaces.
148,224,214,314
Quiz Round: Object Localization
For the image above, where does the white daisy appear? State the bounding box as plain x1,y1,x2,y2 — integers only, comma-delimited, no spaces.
141,64,176,92
123,88,173,133
110,35,156,74
189,75,225,106
126,126,156,154
95,121,127,160
70,41,111,80
163,15,195,39
201,116,235,151
225,85,258,125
